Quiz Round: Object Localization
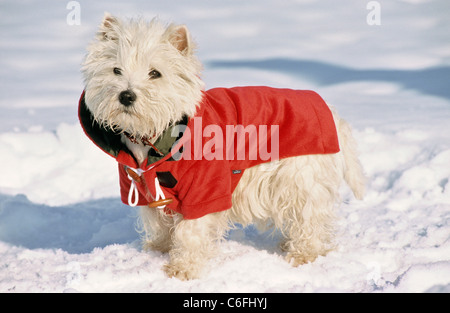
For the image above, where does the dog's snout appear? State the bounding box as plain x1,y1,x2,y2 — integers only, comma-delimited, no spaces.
119,90,137,106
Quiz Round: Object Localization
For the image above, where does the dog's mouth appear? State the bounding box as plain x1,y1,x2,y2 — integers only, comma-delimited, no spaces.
94,108,134,133
117,106,134,115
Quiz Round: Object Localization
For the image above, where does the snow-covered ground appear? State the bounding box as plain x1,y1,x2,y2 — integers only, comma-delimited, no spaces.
1,0,449,293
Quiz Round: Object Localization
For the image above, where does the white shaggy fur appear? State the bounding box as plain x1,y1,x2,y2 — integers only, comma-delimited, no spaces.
82,13,204,140
82,13,365,280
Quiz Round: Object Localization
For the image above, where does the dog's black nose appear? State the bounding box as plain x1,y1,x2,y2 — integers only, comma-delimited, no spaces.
119,90,137,106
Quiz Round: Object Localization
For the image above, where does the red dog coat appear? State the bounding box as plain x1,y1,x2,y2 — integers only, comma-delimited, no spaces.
79,86,340,219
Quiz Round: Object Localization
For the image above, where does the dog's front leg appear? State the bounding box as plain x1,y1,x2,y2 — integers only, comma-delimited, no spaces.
164,213,224,280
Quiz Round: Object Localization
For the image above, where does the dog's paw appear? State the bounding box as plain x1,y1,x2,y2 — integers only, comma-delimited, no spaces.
285,252,318,267
163,263,200,281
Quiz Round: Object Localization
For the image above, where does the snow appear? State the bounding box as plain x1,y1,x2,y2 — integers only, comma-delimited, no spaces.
1,0,449,293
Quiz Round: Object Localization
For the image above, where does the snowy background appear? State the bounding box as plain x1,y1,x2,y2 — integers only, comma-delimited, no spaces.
1,0,449,292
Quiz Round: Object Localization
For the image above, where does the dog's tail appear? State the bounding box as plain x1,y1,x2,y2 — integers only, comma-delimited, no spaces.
336,114,366,200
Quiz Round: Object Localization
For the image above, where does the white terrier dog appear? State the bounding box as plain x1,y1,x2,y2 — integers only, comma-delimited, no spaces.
80,13,365,280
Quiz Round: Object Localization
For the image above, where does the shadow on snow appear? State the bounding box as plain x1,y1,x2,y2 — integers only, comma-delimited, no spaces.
0,194,139,254
0,193,283,255
208,58,450,100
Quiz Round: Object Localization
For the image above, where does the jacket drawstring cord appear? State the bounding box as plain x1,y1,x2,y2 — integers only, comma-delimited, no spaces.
126,166,146,207
126,166,174,210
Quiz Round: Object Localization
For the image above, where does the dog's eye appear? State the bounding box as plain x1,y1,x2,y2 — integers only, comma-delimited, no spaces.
113,67,122,75
149,69,162,79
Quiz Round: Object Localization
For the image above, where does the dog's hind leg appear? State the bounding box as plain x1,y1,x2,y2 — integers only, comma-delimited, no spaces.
273,155,342,266
280,190,337,266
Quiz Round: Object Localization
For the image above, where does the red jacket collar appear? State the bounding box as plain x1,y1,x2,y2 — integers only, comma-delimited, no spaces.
78,91,189,170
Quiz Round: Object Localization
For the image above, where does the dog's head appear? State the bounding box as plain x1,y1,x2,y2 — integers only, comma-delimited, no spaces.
82,13,204,139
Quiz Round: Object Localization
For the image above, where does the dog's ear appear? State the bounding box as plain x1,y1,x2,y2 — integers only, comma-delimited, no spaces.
98,12,120,41
167,25,193,56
